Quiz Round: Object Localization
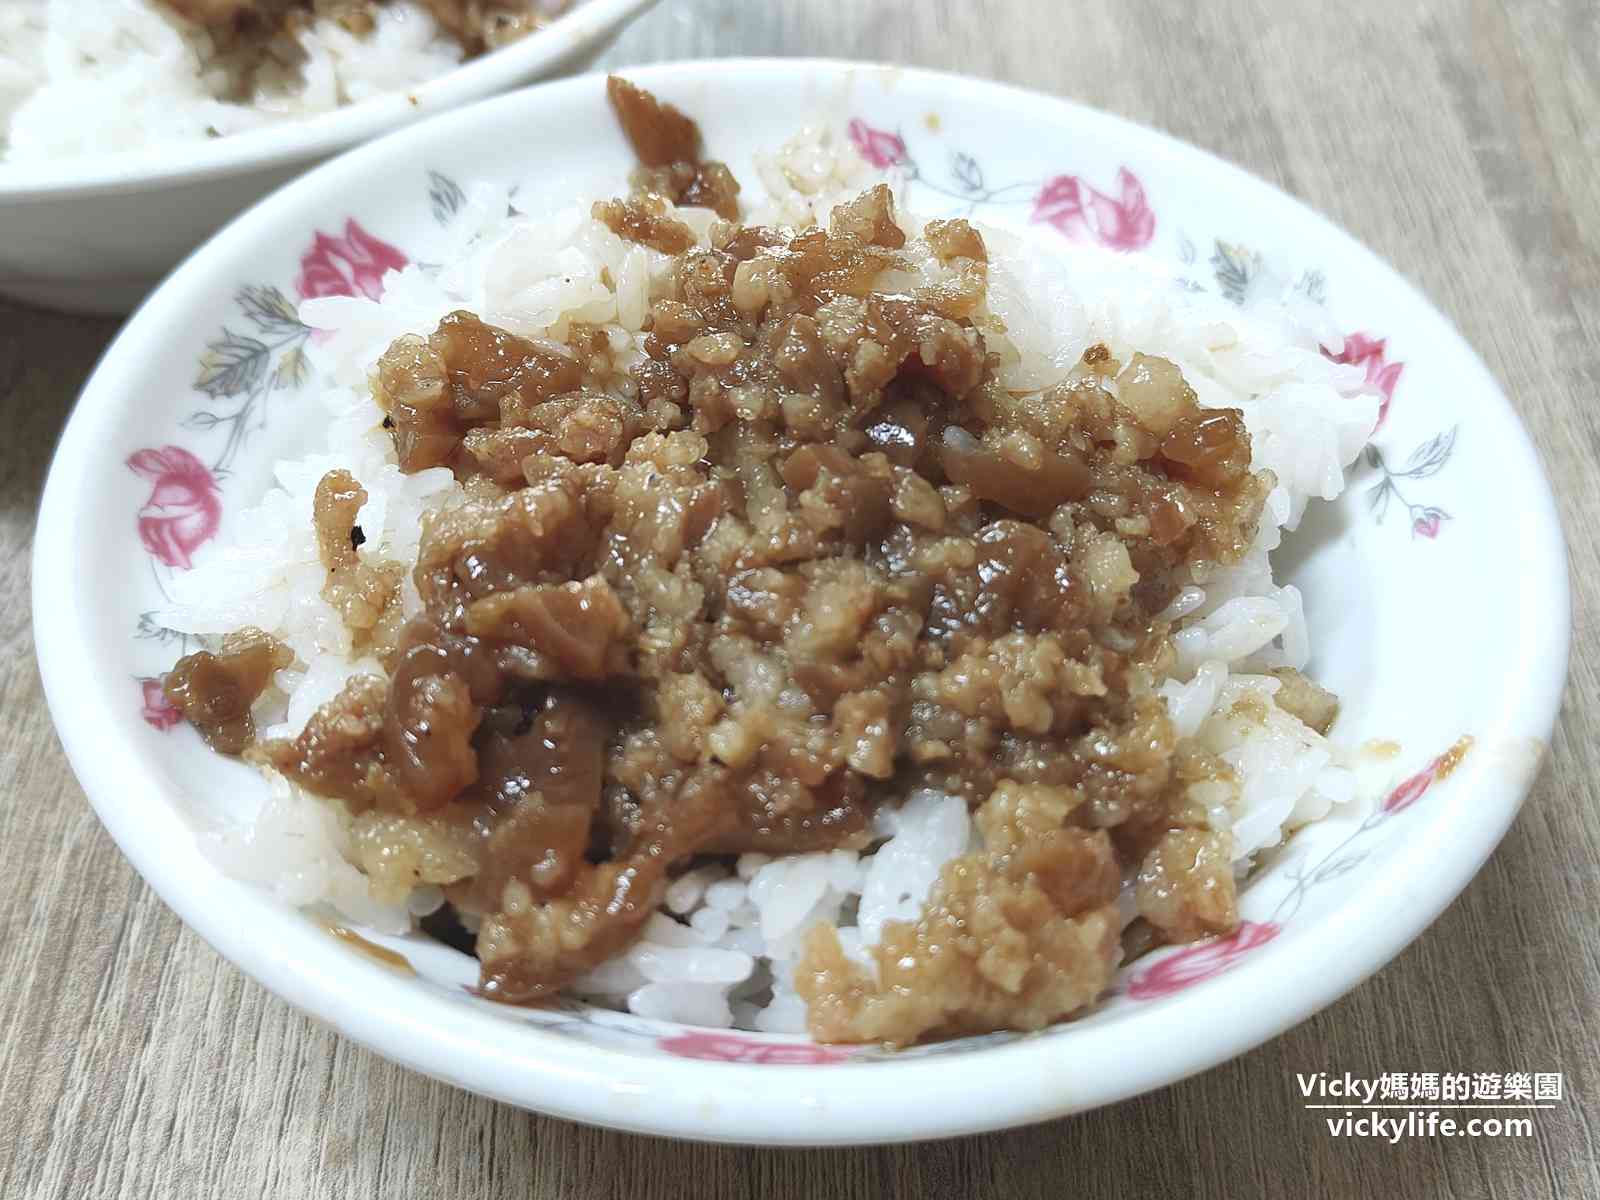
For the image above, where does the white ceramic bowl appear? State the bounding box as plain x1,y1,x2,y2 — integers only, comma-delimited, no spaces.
33,60,1570,1145
0,0,655,314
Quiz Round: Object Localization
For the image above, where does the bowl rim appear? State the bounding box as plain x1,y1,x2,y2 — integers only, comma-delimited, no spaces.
32,58,1572,1145
0,0,656,201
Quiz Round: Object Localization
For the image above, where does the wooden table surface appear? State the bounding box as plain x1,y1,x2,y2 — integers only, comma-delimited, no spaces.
3,0,1596,1195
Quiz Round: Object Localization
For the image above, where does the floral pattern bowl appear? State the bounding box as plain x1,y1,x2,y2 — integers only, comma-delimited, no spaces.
31,61,1569,1144
0,0,656,315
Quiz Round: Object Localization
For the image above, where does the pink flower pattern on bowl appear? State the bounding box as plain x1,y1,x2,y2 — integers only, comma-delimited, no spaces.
1126,736,1473,1000
658,1030,853,1065
1324,332,1404,429
1382,740,1471,815
1030,169,1155,252
1127,921,1282,1000
845,115,1153,253
847,119,907,170
1362,428,1456,539
127,446,222,570
132,221,407,731
138,678,183,731
295,219,410,302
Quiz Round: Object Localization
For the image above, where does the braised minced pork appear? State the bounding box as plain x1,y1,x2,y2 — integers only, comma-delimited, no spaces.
158,0,557,54
165,627,292,755
169,81,1305,1046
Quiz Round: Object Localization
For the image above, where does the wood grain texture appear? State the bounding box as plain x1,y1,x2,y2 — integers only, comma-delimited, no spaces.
2,0,1597,1195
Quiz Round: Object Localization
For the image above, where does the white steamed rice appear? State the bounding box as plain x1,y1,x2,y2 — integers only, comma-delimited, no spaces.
161,123,1381,1032
0,0,502,162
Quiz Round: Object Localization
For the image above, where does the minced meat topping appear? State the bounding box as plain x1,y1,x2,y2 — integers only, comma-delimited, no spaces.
159,0,560,55
165,80,1287,1046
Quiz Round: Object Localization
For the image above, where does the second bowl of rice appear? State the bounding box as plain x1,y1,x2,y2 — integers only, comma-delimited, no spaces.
0,0,656,313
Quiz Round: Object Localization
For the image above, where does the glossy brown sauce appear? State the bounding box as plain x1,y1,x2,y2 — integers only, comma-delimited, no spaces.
1434,735,1474,782
321,921,417,974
